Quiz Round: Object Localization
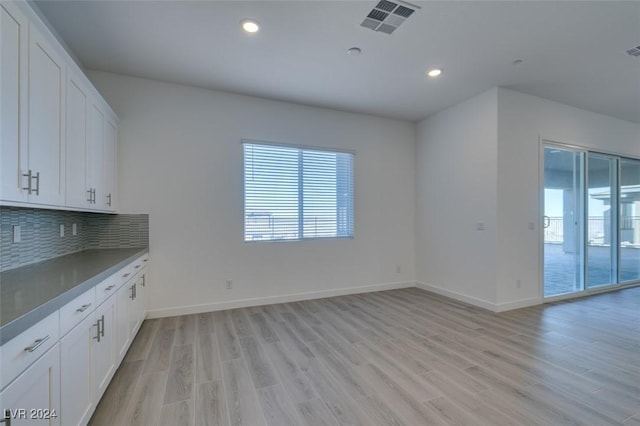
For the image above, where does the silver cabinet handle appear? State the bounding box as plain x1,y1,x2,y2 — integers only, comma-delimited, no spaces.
99,314,105,337
105,285,116,291
76,303,92,313
130,283,136,300
87,188,93,202
32,172,40,195
22,170,33,193
123,273,131,278
93,316,103,342
134,265,141,269
107,193,112,207
24,335,49,352
143,259,148,263
141,274,146,287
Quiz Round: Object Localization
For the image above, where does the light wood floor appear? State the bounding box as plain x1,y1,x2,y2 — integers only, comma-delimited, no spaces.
89,286,640,426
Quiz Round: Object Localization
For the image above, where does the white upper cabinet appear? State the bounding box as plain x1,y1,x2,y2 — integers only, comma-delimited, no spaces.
1,3,28,203
65,71,90,209
27,24,66,206
88,102,105,209
103,118,117,211
1,1,118,212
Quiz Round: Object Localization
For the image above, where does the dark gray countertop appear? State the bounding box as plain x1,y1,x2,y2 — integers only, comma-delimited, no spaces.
1,248,148,345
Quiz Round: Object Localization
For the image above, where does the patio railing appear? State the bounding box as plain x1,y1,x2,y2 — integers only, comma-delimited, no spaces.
544,216,640,245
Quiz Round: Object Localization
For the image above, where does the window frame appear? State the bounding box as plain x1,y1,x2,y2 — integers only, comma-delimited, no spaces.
242,139,355,243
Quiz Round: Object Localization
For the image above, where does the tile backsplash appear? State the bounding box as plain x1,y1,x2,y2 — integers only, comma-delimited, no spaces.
0,207,149,271
86,213,149,249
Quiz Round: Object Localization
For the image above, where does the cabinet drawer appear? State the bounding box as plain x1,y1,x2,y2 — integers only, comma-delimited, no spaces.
129,254,148,276
96,272,120,306
0,310,59,390
60,287,96,337
116,255,148,286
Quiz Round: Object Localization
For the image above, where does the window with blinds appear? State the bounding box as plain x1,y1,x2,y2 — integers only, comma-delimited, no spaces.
243,141,354,242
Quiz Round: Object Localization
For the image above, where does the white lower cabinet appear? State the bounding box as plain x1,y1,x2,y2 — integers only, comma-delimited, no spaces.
0,344,60,425
92,296,116,403
60,314,96,426
1,254,148,426
127,278,140,338
137,271,148,329
114,282,131,362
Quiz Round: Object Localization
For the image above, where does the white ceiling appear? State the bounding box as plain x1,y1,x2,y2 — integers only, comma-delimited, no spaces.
35,1,640,123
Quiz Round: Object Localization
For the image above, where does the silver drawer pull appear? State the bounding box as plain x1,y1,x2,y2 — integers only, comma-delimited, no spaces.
105,285,116,291
24,335,49,352
143,259,148,262
134,265,141,269
123,273,131,278
76,303,92,312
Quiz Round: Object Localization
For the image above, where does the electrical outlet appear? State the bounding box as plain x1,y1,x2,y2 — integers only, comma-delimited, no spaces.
225,280,233,290
396,265,401,274
516,279,522,288
72,223,77,236
476,222,485,231
528,222,535,231
12,225,21,243
60,224,65,237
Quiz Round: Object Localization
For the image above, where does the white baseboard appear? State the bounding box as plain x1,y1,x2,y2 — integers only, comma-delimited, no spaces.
494,297,541,312
415,282,541,312
415,281,498,311
146,281,414,319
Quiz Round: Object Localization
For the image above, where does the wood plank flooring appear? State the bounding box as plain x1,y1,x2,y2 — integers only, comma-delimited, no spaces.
89,286,640,425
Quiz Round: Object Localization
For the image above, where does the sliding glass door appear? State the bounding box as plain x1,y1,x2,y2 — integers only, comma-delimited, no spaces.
543,144,640,298
620,159,640,283
586,154,617,289
543,146,585,297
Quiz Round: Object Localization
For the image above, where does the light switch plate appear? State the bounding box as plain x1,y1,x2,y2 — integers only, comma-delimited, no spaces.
12,225,21,243
72,223,77,236
60,224,65,237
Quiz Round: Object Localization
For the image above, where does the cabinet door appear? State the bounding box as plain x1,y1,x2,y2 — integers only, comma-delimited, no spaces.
60,314,95,426
0,344,60,426
114,284,130,362
93,296,115,403
87,102,104,210
64,72,90,209
28,25,66,206
0,3,28,203
127,280,141,337
138,271,148,325
102,118,117,211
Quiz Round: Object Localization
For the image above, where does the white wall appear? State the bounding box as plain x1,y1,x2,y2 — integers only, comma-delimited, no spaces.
415,88,499,308
496,88,640,308
416,87,640,312
88,71,416,317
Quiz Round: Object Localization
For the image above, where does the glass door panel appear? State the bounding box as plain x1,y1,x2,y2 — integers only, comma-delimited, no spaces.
544,146,585,297
586,154,617,288
619,159,640,283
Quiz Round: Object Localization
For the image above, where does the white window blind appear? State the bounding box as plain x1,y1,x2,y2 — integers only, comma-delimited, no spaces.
243,141,354,242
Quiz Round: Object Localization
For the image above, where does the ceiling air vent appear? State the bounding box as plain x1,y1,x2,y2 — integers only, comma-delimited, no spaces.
360,0,420,35
626,45,640,57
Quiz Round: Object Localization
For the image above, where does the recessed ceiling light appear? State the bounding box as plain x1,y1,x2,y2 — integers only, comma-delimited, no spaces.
347,47,362,56
241,19,260,33
426,68,442,78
